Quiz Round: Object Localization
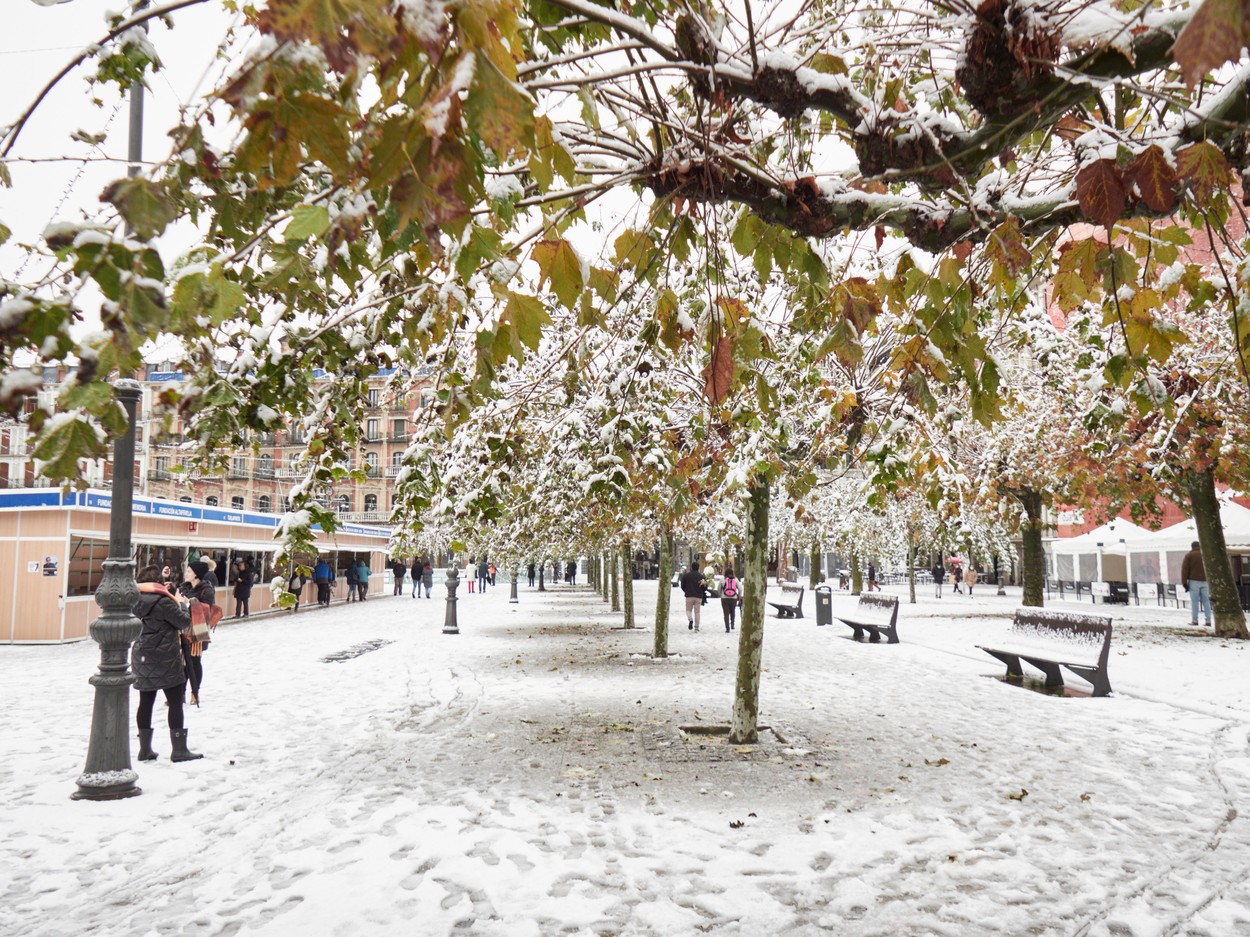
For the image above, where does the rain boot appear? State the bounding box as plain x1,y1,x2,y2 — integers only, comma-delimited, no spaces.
170,728,204,762
137,728,158,762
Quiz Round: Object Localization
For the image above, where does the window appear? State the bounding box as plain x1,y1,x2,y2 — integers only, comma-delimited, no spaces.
337,495,351,513
230,457,247,479
391,451,403,471
364,494,378,513
367,419,380,441
391,418,406,439
232,496,244,510
206,496,218,506
179,496,192,503
66,537,108,597
365,452,379,474
257,454,274,477
391,493,400,509
367,388,380,408
257,495,272,512
420,391,433,408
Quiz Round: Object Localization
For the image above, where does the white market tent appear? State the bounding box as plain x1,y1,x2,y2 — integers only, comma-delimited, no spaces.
1127,501,1250,585
1050,518,1152,583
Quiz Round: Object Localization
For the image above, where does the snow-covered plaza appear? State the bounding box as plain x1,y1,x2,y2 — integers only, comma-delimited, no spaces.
4,580,1250,937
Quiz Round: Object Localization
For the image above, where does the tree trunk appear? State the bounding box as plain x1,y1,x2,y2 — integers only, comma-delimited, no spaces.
907,531,917,605
809,542,821,587
654,531,672,657
1020,488,1045,608
777,538,787,584
850,552,861,596
538,562,545,592
730,478,768,744
1184,468,1249,639
622,541,634,629
611,549,621,612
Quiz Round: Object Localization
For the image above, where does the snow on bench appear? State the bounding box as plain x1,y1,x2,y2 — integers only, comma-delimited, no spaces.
768,587,804,619
834,593,900,644
977,609,1113,697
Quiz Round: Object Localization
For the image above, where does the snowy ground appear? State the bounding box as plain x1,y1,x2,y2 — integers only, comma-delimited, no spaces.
4,580,1250,937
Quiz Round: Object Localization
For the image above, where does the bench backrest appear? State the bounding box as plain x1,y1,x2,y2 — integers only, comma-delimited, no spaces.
1011,609,1112,668
855,592,899,623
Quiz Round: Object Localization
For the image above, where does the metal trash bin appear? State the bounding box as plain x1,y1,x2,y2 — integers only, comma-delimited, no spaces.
815,585,833,627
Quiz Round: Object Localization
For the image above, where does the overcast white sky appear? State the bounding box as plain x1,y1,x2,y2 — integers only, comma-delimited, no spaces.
1,0,238,283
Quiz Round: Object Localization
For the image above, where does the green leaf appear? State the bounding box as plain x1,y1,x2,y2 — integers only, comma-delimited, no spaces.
500,291,552,360
32,415,107,481
0,221,10,245
532,239,583,309
100,178,177,240
466,52,535,159
285,204,330,242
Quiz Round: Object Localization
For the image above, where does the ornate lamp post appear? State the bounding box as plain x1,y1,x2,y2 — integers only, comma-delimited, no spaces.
509,567,519,604
73,380,143,801
442,565,460,634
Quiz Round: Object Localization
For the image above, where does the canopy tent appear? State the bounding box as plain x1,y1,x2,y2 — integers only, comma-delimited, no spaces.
1049,518,1152,583
1128,501,1250,585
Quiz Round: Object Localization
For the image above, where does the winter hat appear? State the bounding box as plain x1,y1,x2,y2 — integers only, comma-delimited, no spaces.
189,561,209,581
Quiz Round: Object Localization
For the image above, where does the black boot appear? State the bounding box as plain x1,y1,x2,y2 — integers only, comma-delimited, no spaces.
137,728,158,762
170,728,204,762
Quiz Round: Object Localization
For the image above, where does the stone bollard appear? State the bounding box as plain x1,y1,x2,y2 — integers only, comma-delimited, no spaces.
443,566,460,635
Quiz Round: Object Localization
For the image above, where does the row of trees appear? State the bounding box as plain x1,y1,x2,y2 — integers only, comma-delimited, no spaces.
4,0,1250,740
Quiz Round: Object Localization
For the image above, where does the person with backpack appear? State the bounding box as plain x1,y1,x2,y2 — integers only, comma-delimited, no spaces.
720,565,740,632
287,566,307,613
345,561,359,603
314,556,334,607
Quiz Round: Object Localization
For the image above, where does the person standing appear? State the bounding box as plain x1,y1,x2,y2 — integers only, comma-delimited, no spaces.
527,562,536,587
478,558,490,592
391,557,406,596
949,560,963,594
287,566,307,612
679,561,705,631
488,561,497,587
314,556,334,607
355,559,371,601
202,556,220,588
964,566,978,597
467,558,476,593
131,564,202,763
931,559,945,598
422,559,434,598
1181,541,1212,627
720,566,740,632
345,561,359,603
866,562,879,592
183,561,214,707
410,557,423,598
232,559,254,618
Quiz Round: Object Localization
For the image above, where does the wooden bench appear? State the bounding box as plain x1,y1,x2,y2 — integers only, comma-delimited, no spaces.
768,587,804,619
833,593,900,643
977,609,1113,697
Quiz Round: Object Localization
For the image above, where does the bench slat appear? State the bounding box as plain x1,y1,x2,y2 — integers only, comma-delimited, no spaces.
978,608,1112,696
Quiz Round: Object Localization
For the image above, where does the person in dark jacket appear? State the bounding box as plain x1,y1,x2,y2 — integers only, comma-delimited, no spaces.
183,561,214,706
202,556,219,588
477,558,490,592
931,560,945,598
410,557,423,598
720,565,740,632
232,559,254,618
527,562,536,587
355,560,370,601
314,557,334,606
1180,541,1212,627
345,562,359,602
391,558,407,596
679,562,706,631
421,560,434,598
287,567,307,612
132,565,203,762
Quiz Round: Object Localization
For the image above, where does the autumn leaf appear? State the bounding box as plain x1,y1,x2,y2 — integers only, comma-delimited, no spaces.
100,178,177,240
466,52,535,160
702,336,734,405
255,0,393,72
985,216,1031,284
1126,145,1178,215
1075,159,1127,230
1171,0,1249,89
832,278,881,335
1176,141,1233,202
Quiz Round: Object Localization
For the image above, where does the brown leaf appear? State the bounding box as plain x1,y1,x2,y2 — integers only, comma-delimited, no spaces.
1075,159,1127,230
1176,141,1233,202
951,241,973,262
875,226,885,251
986,215,1031,276
1126,145,1178,215
1171,0,1248,89
702,336,734,405
1054,114,1091,143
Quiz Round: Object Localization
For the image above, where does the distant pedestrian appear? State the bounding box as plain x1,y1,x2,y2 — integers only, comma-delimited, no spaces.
964,567,978,596
467,558,476,593
566,561,577,585
183,561,214,707
287,567,307,613
527,562,536,587
950,560,963,594
931,560,944,598
720,565,740,632
202,556,220,588
421,560,434,598
391,558,406,596
478,559,490,592
410,557,423,598
131,564,202,763
679,562,705,632
1181,541,1212,627
488,562,497,587
345,562,359,603
232,559,254,618
355,560,370,601
314,556,334,606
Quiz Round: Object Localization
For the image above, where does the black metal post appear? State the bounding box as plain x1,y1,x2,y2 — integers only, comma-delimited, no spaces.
538,562,545,592
73,381,143,801
443,565,460,634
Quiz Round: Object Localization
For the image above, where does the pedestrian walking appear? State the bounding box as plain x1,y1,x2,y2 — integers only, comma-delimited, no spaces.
478,558,490,592
467,558,476,593
679,561,705,631
391,557,406,596
287,567,307,612
345,561,359,603
314,556,334,606
182,561,214,707
422,559,434,598
950,559,963,594
131,564,202,763
866,563,879,592
410,557,423,597
527,562,536,587
232,559,253,618
932,560,945,598
964,566,978,596
720,565,740,632
1181,541,1213,627
488,562,497,587
355,559,370,601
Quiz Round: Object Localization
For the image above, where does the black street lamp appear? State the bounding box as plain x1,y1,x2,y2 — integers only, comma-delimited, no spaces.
73,380,143,800
442,565,460,634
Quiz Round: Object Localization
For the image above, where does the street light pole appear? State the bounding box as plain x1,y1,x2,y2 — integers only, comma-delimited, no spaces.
72,381,143,800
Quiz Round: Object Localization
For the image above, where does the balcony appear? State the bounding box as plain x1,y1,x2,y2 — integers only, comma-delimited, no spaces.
226,469,249,480
254,468,276,480
148,469,172,481
339,511,386,523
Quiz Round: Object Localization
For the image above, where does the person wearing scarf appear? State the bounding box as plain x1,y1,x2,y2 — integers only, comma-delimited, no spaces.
131,565,203,762
182,560,215,707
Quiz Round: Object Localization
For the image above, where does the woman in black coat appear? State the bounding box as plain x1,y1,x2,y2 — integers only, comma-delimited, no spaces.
232,559,254,618
132,565,203,762
182,560,214,707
